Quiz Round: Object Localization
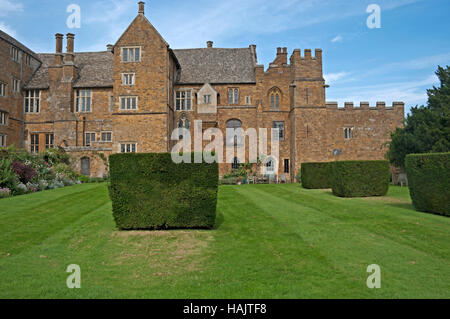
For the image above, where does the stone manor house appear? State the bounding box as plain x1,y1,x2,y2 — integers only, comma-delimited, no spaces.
0,2,404,181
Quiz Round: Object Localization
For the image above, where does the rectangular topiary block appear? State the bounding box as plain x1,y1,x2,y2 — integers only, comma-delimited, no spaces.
405,152,450,217
301,162,332,189
108,153,218,230
330,160,390,197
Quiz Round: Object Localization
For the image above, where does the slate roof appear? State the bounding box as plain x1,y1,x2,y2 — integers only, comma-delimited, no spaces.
25,52,114,89
173,48,256,84
0,29,40,61
25,47,256,89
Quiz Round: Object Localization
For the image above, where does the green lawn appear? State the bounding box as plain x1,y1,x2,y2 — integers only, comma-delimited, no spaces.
0,183,449,298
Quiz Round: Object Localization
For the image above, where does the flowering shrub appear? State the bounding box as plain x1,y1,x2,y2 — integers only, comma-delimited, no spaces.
11,161,37,184
26,182,39,193
16,183,27,195
48,180,64,189
0,146,106,199
0,187,11,198
38,180,49,191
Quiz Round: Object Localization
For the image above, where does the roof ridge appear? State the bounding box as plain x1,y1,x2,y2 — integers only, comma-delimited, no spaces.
0,29,41,61
173,47,251,51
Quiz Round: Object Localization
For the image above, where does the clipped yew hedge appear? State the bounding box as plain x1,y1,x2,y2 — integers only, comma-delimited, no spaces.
405,152,450,217
109,153,218,230
330,160,390,197
301,162,331,189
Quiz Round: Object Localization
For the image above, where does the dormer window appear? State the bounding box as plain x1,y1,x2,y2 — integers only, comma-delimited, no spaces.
203,94,211,104
122,47,140,62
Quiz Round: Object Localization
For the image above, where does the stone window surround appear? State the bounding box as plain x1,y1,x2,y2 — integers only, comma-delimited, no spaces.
344,127,354,140
119,96,138,111
284,158,290,173
0,110,7,125
121,73,136,86
100,131,113,142
0,82,6,97
12,77,20,93
25,54,32,67
269,87,282,110
175,89,193,111
24,90,41,113
273,121,285,141
30,133,39,153
75,89,93,113
85,132,96,146
228,88,239,105
121,46,141,63
10,45,20,63
0,134,6,147
45,133,54,149
120,142,137,153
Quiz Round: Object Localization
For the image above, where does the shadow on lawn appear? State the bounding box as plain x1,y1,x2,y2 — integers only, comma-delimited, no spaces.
386,202,416,211
213,211,224,230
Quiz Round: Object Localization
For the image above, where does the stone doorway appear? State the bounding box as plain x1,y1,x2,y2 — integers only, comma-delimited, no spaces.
81,157,90,176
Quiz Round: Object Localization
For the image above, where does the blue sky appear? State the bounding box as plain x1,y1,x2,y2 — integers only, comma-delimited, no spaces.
1,0,449,113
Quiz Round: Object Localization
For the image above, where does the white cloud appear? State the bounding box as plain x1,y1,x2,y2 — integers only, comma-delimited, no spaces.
0,0,23,17
328,74,439,108
154,0,423,48
0,21,17,37
385,52,450,70
324,71,350,84
331,35,343,43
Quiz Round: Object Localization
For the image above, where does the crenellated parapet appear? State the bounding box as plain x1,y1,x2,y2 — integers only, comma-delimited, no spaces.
326,101,405,110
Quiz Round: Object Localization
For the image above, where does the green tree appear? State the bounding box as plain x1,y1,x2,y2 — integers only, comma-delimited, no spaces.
387,65,450,167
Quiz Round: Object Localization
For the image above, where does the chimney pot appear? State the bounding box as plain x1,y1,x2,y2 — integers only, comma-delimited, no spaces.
277,47,281,54
138,1,145,14
207,41,213,48
107,44,113,52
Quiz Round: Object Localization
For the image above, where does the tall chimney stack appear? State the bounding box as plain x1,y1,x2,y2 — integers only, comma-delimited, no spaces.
66,33,75,53
207,41,213,48
55,33,63,53
138,1,145,15
65,33,75,63
54,33,63,65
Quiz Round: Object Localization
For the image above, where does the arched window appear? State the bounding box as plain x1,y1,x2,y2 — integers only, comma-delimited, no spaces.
178,117,189,140
266,159,274,173
269,88,281,110
231,157,240,170
226,119,242,146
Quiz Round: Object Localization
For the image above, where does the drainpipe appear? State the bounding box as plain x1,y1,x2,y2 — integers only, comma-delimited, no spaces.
82,116,86,146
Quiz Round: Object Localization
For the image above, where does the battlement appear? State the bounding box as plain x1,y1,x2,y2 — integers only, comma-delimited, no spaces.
325,101,405,110
290,49,323,79
290,49,322,61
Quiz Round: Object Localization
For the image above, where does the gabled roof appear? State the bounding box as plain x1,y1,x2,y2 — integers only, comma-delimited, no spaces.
114,13,169,48
24,52,114,89
173,48,256,84
0,29,40,61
